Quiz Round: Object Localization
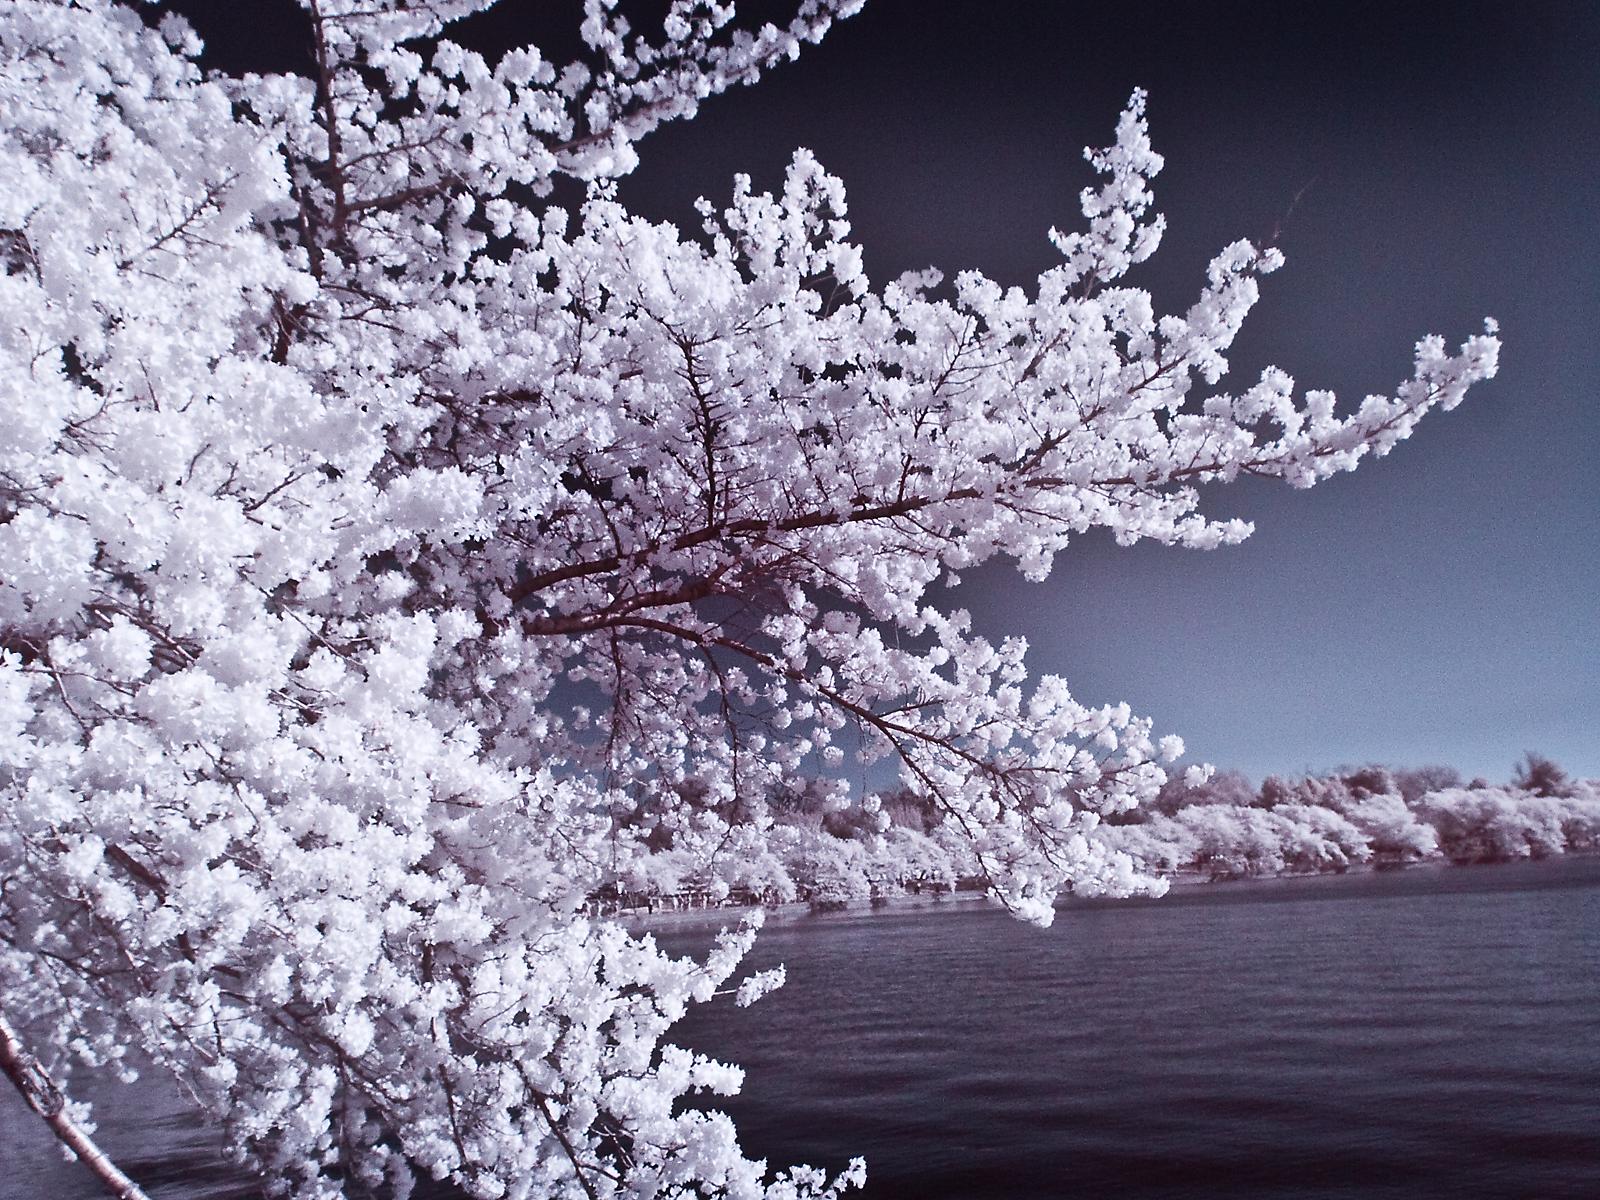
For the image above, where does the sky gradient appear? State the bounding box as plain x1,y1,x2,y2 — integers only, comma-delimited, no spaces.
174,1,1598,784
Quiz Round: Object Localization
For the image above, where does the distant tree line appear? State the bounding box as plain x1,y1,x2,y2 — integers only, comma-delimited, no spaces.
1101,754,1599,881
593,754,1600,913
593,776,969,914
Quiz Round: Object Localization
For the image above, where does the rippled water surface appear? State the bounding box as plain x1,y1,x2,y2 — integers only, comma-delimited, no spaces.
6,858,1599,1198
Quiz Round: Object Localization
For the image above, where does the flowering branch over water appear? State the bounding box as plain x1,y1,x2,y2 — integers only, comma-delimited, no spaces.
0,1,1496,1195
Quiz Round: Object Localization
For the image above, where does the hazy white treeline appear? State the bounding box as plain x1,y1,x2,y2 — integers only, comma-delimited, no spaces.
1102,759,1600,881
596,780,968,911
599,758,1600,910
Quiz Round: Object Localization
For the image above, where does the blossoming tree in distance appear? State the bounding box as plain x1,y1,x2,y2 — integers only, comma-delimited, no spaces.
0,0,1498,1196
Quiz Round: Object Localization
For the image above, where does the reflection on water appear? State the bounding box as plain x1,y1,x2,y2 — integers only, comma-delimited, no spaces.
6,858,1599,1199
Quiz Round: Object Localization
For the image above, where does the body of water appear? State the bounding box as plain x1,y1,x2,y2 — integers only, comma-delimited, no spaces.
6,857,1599,1198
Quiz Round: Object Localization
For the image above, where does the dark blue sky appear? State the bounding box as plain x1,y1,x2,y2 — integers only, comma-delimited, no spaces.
177,1,1597,784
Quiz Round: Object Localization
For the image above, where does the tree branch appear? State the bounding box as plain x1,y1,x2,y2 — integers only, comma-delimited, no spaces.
0,1012,152,1200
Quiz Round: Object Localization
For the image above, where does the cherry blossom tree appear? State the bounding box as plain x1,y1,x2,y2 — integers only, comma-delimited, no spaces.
0,0,1499,1196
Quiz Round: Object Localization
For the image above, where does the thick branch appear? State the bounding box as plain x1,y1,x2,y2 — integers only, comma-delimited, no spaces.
0,1012,152,1200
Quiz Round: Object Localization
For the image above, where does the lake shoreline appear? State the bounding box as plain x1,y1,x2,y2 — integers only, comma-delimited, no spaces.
616,851,1600,935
